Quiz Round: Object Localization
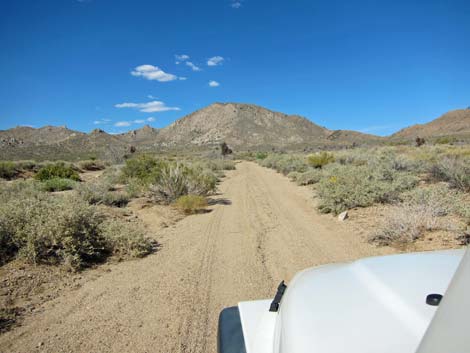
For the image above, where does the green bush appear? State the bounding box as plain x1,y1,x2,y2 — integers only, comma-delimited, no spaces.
34,162,80,181
260,154,308,175
174,195,208,214
435,136,457,145
78,160,106,171
256,152,268,160
40,178,76,192
316,164,418,214
307,152,335,169
0,162,18,180
288,168,323,186
120,155,164,184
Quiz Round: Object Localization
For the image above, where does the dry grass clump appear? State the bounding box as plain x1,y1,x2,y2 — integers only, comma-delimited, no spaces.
120,155,219,204
174,195,208,214
429,156,470,192
76,178,129,207
0,181,152,269
77,159,107,171
369,185,462,245
148,162,217,204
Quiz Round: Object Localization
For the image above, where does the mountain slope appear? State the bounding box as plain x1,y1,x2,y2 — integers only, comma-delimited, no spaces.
157,102,378,148
392,109,470,139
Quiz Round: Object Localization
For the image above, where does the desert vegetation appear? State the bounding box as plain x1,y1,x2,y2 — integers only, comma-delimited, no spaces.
256,145,470,247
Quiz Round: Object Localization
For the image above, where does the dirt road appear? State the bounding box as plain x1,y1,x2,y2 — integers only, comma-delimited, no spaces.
1,162,390,353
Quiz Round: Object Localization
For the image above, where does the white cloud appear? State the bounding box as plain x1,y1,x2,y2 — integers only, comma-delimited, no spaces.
93,118,111,125
186,61,201,71
115,100,180,113
147,94,158,99
147,117,156,122
179,76,188,80
115,121,131,127
133,119,145,124
231,1,242,8
131,64,177,82
175,54,190,64
209,80,220,87
207,56,224,66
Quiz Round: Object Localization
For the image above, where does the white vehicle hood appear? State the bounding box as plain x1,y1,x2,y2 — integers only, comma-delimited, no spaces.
276,249,464,353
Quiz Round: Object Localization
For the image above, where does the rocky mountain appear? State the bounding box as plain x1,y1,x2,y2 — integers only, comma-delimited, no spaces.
2,103,468,161
391,109,470,140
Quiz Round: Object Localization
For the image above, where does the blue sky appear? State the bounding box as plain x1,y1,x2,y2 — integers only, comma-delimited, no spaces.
0,0,469,136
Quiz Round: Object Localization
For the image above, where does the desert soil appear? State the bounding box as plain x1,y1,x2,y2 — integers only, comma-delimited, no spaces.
0,161,394,353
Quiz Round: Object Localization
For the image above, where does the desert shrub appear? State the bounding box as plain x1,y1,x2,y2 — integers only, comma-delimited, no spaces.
120,155,164,184
256,152,268,160
78,159,106,171
435,136,457,145
40,178,76,192
174,195,208,214
34,162,80,181
148,163,217,204
316,164,418,214
260,154,308,175
0,183,153,268
125,177,147,198
76,180,129,207
0,192,107,268
307,152,335,169
370,185,459,245
99,220,153,258
289,168,323,186
429,156,470,192
205,159,236,171
15,160,41,171
0,162,18,180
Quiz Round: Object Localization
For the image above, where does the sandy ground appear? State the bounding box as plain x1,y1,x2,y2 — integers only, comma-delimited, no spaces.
0,162,394,353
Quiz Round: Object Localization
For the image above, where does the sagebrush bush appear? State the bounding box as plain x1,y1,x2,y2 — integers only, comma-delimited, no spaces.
99,220,153,258
174,195,208,214
288,168,323,186
34,162,80,181
0,182,153,268
370,185,459,245
40,178,76,192
307,152,335,169
316,164,418,214
429,156,470,192
205,159,236,171
0,161,18,180
78,160,106,171
259,154,308,175
76,179,129,207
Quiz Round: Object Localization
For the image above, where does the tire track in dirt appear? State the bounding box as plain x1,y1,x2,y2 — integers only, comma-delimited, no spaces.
0,162,391,353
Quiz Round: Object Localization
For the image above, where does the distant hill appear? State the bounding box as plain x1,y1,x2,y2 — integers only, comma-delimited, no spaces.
2,103,469,161
391,109,470,140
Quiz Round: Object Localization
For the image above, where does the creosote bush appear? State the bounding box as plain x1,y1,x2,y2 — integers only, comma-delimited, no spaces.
76,179,129,207
174,195,208,214
34,162,80,182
